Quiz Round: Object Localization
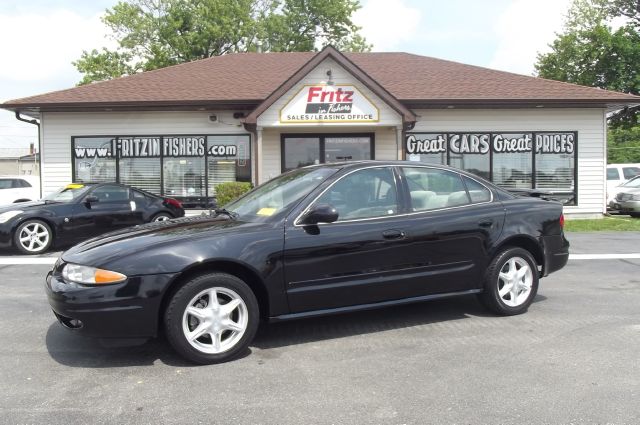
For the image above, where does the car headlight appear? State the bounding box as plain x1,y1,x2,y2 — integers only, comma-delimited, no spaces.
0,210,23,224
62,263,127,285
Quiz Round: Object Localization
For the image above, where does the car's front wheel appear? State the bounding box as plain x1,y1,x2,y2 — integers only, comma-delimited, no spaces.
14,219,53,255
478,247,539,315
164,273,259,364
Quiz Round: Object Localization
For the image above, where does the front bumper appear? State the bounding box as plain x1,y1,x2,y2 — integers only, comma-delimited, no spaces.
45,268,177,338
542,234,570,277
610,200,640,214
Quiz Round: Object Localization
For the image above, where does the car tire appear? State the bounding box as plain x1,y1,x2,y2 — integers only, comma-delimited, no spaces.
478,247,539,316
164,273,259,364
13,219,53,255
630,213,640,218
151,212,173,222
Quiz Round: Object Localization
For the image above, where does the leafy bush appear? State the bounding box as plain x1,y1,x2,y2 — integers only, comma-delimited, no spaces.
214,182,252,206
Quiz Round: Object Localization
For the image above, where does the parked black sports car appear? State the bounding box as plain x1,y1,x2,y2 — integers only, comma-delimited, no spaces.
0,182,184,254
46,162,569,364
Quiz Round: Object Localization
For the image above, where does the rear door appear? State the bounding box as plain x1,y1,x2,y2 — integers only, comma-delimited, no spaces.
396,166,506,294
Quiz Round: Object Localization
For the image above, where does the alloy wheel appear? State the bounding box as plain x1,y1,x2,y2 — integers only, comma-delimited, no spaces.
497,257,533,307
18,222,50,253
182,287,248,354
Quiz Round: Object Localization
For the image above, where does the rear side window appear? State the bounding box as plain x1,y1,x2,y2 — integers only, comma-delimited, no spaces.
403,167,469,211
607,168,620,180
622,167,640,180
462,176,492,203
0,179,13,189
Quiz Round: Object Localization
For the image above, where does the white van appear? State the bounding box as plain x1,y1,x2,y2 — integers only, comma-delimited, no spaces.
0,175,40,206
607,164,640,200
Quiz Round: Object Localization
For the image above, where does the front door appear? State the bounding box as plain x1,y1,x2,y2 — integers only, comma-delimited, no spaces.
70,184,139,241
284,166,414,313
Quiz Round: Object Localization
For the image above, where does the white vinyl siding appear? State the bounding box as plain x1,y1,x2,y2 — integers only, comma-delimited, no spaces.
411,108,607,216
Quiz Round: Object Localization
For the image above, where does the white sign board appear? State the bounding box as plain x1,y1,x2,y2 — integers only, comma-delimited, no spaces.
280,84,379,124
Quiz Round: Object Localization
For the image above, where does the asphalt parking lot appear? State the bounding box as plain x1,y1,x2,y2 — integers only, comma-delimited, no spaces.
1,233,639,424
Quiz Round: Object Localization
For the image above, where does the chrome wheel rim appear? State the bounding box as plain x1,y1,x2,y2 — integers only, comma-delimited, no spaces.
153,215,171,222
18,222,49,253
498,257,533,307
182,287,248,354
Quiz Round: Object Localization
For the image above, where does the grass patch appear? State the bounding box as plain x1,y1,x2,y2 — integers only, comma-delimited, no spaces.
565,215,640,232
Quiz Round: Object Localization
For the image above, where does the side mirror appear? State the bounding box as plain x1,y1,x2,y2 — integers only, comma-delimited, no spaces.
84,195,99,204
301,203,339,225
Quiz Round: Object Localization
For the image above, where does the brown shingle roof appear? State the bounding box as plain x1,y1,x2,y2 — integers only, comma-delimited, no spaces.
3,51,639,109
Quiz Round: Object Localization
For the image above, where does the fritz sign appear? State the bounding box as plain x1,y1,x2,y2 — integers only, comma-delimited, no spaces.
280,84,379,123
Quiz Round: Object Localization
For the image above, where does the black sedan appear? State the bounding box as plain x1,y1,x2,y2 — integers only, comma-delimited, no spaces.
46,162,569,364
1,182,184,254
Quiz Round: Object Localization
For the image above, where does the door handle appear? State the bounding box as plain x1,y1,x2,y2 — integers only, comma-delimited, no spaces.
382,229,406,240
478,219,493,228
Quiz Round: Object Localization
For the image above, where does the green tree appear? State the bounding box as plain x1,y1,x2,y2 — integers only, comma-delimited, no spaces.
74,0,370,85
535,0,640,128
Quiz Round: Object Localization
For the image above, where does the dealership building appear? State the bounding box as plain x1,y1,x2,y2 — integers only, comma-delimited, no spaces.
3,46,639,216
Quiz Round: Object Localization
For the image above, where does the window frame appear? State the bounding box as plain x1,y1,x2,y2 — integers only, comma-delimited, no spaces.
405,131,578,206
71,133,252,207
281,133,375,173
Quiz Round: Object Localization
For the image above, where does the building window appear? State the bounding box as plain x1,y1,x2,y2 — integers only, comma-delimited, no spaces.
405,131,577,206
73,137,117,183
71,134,251,207
281,133,374,172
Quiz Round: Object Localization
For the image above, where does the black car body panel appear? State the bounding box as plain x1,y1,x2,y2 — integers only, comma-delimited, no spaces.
46,162,569,339
0,183,184,250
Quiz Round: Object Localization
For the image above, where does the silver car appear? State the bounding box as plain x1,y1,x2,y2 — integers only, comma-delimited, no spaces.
611,182,640,217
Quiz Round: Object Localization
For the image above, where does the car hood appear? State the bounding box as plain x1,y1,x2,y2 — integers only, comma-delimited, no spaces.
616,187,640,195
0,200,52,213
61,216,268,269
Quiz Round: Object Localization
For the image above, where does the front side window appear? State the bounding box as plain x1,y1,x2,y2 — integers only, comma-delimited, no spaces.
91,185,129,202
313,167,398,221
0,179,12,189
403,167,469,211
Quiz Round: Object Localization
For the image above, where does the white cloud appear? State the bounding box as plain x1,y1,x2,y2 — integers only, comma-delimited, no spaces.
353,0,422,51
0,9,112,83
489,0,573,75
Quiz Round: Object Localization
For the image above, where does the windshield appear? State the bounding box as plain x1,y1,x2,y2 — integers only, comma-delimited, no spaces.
622,176,640,189
44,184,92,202
225,167,338,221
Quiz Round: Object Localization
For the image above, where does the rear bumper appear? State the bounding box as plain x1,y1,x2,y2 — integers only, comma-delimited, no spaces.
542,234,570,277
45,270,177,338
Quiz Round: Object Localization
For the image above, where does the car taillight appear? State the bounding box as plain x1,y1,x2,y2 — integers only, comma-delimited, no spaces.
164,198,182,208
559,213,565,229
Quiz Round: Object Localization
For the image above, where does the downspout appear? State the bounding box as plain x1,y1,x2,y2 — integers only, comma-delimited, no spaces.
15,111,42,198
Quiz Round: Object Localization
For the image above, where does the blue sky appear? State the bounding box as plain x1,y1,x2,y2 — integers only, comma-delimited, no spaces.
0,0,573,150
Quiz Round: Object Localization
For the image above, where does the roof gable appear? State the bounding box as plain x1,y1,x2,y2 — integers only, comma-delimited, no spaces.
244,46,416,125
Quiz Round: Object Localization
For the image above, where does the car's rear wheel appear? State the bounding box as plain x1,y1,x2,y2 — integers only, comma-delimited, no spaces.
478,247,539,315
151,212,173,222
14,219,52,255
164,273,259,364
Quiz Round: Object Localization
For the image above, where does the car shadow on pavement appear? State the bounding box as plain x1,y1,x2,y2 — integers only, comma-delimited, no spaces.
45,294,546,367
252,294,546,350
45,323,250,368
